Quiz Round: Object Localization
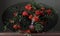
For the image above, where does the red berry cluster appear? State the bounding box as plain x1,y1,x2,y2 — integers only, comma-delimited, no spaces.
22,4,52,22
13,23,21,30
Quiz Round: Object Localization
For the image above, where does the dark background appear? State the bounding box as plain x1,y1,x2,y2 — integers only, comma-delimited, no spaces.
0,0,60,32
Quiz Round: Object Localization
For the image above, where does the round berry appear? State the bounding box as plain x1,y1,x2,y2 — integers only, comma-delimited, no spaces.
22,11,28,16
33,16,40,22
17,25,21,29
13,25,18,30
46,9,52,15
35,10,40,16
28,15,33,20
25,4,32,10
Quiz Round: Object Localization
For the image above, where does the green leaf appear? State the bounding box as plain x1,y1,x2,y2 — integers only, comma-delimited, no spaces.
32,6,36,9
3,25,7,31
18,15,22,22
35,22,44,31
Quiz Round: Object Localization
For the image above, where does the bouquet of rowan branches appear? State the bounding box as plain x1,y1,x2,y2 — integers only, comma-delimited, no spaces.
1,1,57,34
